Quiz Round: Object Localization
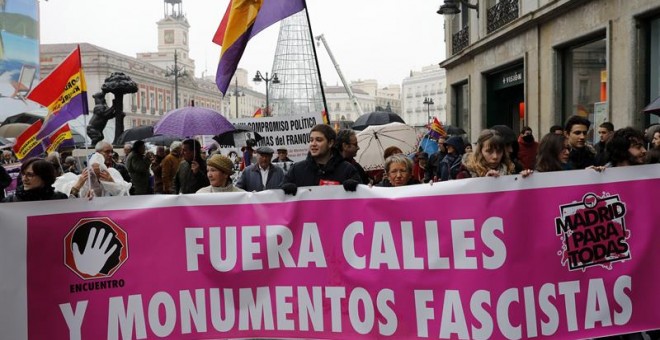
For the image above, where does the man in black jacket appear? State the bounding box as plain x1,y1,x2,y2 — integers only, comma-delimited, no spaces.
564,115,596,169
281,124,360,195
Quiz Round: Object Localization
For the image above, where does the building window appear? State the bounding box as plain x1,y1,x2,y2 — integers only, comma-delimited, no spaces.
560,36,607,129
453,81,469,134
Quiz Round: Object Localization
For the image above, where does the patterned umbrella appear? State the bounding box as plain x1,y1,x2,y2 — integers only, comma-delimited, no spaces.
355,122,419,171
154,107,235,138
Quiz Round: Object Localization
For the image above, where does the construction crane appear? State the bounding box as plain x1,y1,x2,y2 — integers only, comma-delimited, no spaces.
315,34,365,117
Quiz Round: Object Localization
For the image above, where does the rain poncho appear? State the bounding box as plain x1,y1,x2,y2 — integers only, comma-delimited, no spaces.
54,153,132,197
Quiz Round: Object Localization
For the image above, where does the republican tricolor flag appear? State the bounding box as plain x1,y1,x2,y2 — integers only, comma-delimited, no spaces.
429,117,447,139
213,0,306,94
13,120,44,160
28,45,88,140
46,124,74,154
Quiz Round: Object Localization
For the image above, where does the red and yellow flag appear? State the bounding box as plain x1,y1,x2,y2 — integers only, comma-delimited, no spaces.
252,108,263,118
429,117,447,139
28,45,88,139
46,124,73,154
13,120,44,160
214,0,305,94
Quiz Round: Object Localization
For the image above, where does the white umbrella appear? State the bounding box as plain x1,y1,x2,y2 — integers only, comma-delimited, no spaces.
355,122,419,171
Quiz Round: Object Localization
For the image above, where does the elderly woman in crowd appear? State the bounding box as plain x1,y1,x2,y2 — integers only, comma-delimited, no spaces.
535,133,572,172
2,158,68,202
197,154,244,193
377,154,419,187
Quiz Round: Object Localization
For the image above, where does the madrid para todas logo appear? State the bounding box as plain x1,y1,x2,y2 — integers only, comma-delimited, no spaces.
64,217,128,280
555,193,631,271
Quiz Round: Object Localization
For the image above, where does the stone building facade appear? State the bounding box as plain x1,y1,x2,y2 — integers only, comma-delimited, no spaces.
440,0,660,142
402,65,447,127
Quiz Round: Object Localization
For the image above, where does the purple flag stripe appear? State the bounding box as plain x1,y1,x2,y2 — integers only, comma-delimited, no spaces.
36,92,89,140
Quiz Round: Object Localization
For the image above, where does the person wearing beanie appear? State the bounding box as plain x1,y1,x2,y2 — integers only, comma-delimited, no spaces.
197,154,244,193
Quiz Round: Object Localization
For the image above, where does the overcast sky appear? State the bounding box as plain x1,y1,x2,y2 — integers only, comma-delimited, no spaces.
39,0,446,88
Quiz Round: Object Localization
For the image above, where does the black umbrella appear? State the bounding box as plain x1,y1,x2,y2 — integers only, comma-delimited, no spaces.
1,112,44,126
213,124,263,146
352,111,405,131
643,96,660,116
71,131,86,147
115,126,155,145
143,135,182,146
445,125,467,136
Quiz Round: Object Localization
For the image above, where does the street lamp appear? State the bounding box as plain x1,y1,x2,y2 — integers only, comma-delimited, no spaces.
165,50,186,109
437,0,479,17
423,97,434,126
253,70,280,117
227,77,244,119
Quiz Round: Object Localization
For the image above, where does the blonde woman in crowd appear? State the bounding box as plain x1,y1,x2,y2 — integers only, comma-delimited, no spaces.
456,129,532,178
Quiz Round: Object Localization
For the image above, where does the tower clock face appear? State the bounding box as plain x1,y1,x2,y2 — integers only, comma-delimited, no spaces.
164,30,174,44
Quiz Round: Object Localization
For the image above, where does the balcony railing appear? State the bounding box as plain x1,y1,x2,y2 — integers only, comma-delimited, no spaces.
452,25,470,55
487,0,519,34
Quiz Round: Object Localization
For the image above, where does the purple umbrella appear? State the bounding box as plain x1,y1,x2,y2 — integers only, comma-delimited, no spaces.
154,107,235,137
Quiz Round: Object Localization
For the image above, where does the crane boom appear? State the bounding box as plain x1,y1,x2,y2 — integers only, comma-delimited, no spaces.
315,34,365,117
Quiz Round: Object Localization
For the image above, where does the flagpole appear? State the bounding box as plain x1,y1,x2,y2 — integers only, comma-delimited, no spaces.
302,3,330,125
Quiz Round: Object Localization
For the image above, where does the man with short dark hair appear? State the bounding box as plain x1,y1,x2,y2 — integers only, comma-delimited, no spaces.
564,115,595,169
594,122,614,166
281,124,360,195
175,139,209,194
237,146,284,192
336,129,369,184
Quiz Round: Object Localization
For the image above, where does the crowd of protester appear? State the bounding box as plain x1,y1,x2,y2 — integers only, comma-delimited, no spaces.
1,116,659,202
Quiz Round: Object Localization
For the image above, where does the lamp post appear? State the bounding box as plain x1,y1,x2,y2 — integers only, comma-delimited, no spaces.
423,97,434,126
253,70,280,117
437,0,479,17
165,50,186,109
227,77,244,118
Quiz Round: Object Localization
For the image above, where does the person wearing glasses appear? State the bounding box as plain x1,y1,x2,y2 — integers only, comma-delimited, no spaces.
377,154,418,187
2,158,68,202
564,115,596,169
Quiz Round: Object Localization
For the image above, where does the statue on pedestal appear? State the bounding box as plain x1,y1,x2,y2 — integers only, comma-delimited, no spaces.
86,72,137,146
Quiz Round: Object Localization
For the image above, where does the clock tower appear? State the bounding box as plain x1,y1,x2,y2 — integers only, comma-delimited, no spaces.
137,0,195,76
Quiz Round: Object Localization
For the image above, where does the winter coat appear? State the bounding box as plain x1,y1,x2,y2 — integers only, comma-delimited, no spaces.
175,160,210,194
437,152,463,181
161,154,181,194
125,152,152,195
568,145,596,170
517,136,538,170
283,151,360,188
2,184,68,202
236,164,285,192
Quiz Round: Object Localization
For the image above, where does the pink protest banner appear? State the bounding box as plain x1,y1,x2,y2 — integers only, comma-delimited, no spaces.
0,165,659,339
